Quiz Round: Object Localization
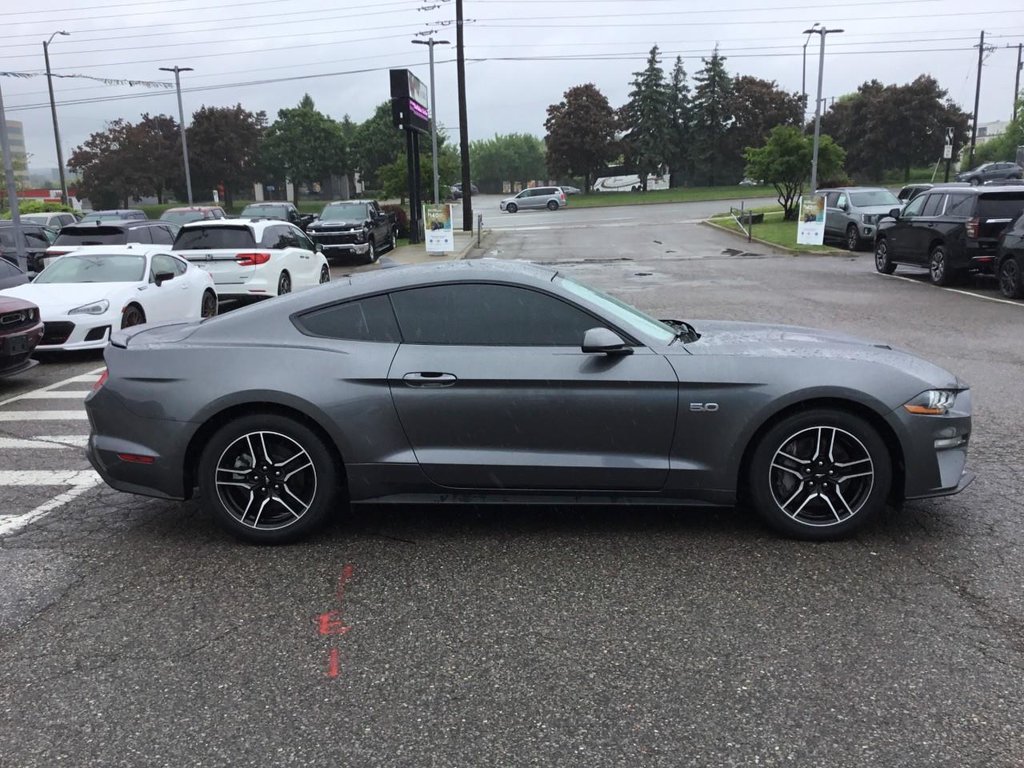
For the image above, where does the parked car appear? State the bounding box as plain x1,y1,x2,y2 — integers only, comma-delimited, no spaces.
499,186,567,213
984,178,1024,186
955,162,1024,185
171,218,330,301
0,248,217,351
19,211,79,229
994,213,1024,298
42,220,180,270
450,182,480,200
819,187,902,250
85,260,972,545
0,296,43,378
560,185,582,195
159,206,227,225
79,209,148,223
0,258,31,291
896,183,932,204
0,221,58,274
874,184,1024,285
305,200,397,264
239,202,314,230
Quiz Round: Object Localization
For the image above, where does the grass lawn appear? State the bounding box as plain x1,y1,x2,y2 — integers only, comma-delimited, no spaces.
707,208,842,254
567,185,775,209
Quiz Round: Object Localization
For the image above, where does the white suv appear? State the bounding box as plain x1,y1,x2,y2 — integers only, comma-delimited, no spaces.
171,219,330,301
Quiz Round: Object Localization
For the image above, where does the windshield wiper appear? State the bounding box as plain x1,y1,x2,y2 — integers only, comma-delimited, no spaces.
662,318,701,344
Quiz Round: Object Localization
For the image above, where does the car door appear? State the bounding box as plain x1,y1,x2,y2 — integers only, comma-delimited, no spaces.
386,282,679,492
141,253,186,322
885,192,928,263
286,225,316,288
822,192,840,236
912,193,948,257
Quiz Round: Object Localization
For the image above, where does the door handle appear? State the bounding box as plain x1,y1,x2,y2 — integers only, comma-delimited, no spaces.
403,372,457,387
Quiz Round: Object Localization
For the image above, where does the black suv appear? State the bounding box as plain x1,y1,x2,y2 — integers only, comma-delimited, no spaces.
874,184,1024,285
239,202,315,231
43,220,180,269
955,162,1024,185
0,222,57,275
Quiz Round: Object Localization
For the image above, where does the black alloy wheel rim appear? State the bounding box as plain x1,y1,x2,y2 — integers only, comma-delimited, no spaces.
768,426,874,527
1000,259,1020,296
215,431,318,531
930,251,945,282
848,228,858,250
875,242,888,270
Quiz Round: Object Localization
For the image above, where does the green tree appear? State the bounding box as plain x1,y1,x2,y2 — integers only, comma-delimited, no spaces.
470,133,547,190
745,125,846,220
618,45,673,192
691,47,733,186
721,76,805,184
353,102,405,190
187,104,267,209
127,114,182,204
544,83,618,193
260,95,348,205
974,101,1024,164
68,119,147,208
665,56,692,188
378,144,460,204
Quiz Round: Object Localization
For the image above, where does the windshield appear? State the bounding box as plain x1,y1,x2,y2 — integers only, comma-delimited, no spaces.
173,226,256,250
320,203,368,222
850,190,900,207
35,254,146,284
241,205,288,219
161,210,207,224
556,275,676,344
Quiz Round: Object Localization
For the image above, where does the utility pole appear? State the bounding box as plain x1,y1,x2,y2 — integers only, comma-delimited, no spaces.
0,81,28,273
805,26,843,195
968,31,986,169
1014,43,1022,122
159,66,194,204
412,37,449,205
43,31,70,204
801,24,819,118
455,0,472,231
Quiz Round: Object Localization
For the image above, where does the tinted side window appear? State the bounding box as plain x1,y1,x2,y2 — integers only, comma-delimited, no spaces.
151,254,179,277
902,194,928,217
25,232,50,248
389,283,600,346
261,225,291,249
148,225,173,245
824,192,838,207
977,194,1024,220
0,259,19,276
127,227,153,244
922,194,946,216
296,295,400,342
945,194,973,217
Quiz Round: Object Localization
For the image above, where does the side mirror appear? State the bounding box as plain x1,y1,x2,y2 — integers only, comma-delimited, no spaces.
888,208,901,219
154,271,174,286
582,327,632,355
315,243,324,254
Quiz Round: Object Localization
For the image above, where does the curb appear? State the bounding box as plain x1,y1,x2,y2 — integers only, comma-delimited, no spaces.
700,219,848,257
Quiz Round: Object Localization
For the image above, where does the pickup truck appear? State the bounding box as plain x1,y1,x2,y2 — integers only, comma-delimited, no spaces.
305,199,397,263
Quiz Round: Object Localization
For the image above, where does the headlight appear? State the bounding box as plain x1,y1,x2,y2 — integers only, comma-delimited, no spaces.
903,389,957,415
69,300,109,316
353,227,367,242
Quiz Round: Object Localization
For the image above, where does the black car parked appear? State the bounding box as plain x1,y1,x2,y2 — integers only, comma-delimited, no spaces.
239,202,315,231
0,255,31,290
43,220,180,269
955,162,1024,186
874,184,1024,285
995,215,1024,299
0,221,57,274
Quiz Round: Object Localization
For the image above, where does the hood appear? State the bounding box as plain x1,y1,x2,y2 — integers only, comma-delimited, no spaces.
858,204,899,215
309,220,365,230
0,295,39,314
0,282,135,315
681,320,960,387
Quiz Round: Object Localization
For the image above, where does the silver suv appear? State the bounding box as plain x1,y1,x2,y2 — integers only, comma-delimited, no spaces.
819,187,902,250
499,186,567,213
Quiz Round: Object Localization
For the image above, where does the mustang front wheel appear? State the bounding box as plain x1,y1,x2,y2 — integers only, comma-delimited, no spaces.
748,409,892,540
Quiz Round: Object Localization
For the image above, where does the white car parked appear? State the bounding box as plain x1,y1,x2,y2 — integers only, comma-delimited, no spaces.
0,247,217,351
171,219,330,301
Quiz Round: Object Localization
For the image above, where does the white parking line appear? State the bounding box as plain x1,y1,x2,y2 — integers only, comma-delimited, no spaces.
0,436,89,449
0,470,99,486
0,479,101,537
0,367,104,408
0,411,90,421
16,391,92,400
877,273,1024,308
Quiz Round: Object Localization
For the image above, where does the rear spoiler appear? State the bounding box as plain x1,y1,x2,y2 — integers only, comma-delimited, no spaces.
110,320,197,349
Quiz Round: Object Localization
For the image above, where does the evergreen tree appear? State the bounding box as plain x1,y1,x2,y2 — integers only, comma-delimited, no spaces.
691,47,733,186
665,56,691,188
618,46,673,191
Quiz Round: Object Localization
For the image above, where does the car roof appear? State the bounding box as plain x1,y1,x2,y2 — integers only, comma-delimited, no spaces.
0,220,48,229
177,217,289,230
325,199,374,205
817,186,890,192
242,201,292,207
163,206,222,212
62,220,161,229
54,244,167,256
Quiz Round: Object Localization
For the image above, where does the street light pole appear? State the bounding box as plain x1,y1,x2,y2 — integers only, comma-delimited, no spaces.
804,26,843,195
43,30,70,203
412,37,449,205
0,81,28,273
159,66,194,204
801,23,819,115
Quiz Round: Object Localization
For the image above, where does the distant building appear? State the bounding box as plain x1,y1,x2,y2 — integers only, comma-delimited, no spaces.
2,120,29,186
976,120,1009,145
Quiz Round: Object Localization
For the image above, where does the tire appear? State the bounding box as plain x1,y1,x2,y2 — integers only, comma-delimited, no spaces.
546,200,559,211
319,265,331,285
997,255,1024,299
200,290,218,319
969,177,980,186
389,229,397,252
121,304,146,329
928,244,958,286
845,224,861,251
197,414,341,544
506,203,518,214
277,271,291,296
367,239,377,263
874,238,896,274
747,409,892,540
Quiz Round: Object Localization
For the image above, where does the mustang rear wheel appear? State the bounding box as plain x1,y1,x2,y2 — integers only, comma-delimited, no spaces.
748,409,892,540
198,414,340,544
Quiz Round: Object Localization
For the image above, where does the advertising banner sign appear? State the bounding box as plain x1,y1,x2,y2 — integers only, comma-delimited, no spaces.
424,204,454,252
797,193,826,246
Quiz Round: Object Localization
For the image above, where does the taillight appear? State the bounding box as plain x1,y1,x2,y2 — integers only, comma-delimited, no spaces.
966,217,979,239
235,252,271,266
93,370,108,391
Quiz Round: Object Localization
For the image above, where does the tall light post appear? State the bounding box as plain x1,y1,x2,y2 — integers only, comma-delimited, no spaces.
43,30,70,203
159,65,194,204
412,37,449,204
804,26,843,194
801,23,819,111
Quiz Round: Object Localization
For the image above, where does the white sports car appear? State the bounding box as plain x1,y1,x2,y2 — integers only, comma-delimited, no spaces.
0,247,217,351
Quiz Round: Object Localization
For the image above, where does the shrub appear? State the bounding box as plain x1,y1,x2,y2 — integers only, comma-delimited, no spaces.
381,203,409,238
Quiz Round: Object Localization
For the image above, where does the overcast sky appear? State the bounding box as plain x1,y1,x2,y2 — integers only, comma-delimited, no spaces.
2,0,1022,171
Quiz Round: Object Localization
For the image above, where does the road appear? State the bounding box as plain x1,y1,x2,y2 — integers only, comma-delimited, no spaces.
1,199,1022,767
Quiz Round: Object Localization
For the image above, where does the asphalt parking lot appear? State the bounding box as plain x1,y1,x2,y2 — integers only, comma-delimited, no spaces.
1,201,1022,767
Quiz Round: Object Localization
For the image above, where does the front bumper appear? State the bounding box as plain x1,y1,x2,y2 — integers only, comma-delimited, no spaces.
315,242,371,256
892,388,973,500
36,317,113,351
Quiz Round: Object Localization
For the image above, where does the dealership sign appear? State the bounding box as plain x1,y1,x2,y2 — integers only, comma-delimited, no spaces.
390,69,430,135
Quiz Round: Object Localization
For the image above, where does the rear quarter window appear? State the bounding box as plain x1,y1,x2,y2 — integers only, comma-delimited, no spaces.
173,226,256,250
294,295,400,342
944,194,974,217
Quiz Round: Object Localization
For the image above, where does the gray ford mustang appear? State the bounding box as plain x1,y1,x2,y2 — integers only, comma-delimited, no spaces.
85,260,973,543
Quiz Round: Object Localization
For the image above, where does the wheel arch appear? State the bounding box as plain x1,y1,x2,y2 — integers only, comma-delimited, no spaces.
927,238,946,255
736,396,906,506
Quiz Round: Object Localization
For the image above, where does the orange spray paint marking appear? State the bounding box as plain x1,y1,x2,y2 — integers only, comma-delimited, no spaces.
326,648,340,678
317,563,356,680
316,610,351,637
